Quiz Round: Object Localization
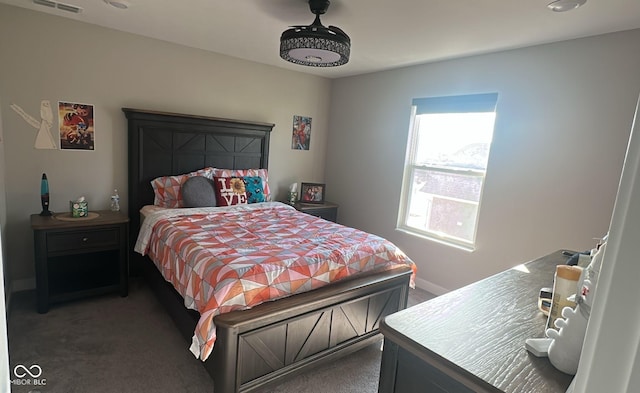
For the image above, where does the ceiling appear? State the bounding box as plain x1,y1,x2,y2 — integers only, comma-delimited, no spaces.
2,0,640,79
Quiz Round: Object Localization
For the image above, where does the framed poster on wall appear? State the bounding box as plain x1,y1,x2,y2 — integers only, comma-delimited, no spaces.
58,101,94,151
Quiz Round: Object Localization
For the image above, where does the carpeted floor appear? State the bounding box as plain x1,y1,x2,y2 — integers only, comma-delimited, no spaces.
7,279,434,393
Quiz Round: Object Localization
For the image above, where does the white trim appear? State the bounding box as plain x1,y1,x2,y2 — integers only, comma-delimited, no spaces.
414,276,449,296
11,277,35,293
396,226,475,252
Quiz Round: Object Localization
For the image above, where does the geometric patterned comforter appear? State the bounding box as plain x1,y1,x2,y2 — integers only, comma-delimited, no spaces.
134,202,416,361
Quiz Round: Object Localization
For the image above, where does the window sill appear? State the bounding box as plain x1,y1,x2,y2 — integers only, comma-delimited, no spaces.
395,227,476,252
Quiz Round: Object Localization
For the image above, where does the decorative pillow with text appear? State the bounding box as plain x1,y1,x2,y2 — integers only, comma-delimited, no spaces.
213,177,248,206
212,168,271,201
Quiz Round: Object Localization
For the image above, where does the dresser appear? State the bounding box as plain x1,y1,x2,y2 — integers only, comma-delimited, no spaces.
31,210,129,313
378,250,574,393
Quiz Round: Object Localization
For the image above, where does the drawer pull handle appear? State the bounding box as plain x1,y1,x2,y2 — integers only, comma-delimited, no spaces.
82,237,89,242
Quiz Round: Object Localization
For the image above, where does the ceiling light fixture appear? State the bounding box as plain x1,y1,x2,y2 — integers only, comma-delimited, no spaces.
280,0,350,67
547,0,586,12
104,0,130,10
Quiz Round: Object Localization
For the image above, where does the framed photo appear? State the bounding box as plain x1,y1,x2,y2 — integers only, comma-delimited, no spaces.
300,183,325,203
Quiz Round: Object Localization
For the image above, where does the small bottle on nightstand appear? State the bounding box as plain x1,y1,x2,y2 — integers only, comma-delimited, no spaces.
110,189,120,212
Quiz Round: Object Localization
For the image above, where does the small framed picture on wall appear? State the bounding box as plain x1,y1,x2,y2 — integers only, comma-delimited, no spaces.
300,183,325,204
292,115,311,150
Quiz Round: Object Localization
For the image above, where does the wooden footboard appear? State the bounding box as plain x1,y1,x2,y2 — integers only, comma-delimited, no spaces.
142,257,411,393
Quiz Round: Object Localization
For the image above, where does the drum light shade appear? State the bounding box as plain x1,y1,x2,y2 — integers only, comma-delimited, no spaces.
279,1,350,67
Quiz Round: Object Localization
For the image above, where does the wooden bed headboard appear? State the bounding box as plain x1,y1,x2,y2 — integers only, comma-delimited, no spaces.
124,108,274,253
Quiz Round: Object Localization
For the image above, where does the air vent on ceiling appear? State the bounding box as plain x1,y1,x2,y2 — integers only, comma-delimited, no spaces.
33,0,83,14
33,0,55,7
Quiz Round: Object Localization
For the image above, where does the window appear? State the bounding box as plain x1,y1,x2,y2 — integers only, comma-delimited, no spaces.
397,93,498,250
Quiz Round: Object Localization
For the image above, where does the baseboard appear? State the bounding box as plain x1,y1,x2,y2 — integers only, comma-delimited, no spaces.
11,277,35,293
414,277,449,296
9,276,449,299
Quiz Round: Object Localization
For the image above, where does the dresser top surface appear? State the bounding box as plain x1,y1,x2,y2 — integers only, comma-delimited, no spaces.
382,250,574,392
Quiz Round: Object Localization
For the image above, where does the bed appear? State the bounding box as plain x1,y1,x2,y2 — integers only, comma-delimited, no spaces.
124,108,415,393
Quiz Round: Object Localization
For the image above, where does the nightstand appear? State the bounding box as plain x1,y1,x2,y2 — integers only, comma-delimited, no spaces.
31,210,129,313
289,201,339,222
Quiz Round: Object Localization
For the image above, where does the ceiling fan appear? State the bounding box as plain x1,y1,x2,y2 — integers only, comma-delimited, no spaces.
279,0,351,67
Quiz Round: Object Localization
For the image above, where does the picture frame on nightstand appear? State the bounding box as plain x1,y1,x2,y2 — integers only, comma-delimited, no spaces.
300,183,325,203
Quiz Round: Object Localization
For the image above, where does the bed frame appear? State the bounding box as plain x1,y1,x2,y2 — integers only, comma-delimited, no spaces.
124,108,412,393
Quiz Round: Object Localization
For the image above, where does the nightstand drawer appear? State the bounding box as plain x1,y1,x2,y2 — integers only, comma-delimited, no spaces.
47,228,120,253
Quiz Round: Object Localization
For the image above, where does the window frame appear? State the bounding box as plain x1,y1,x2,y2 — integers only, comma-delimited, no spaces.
397,93,498,251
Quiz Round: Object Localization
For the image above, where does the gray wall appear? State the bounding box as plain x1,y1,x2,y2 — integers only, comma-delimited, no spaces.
327,29,640,292
0,4,332,287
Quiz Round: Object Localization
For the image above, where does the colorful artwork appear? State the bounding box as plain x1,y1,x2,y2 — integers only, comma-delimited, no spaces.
58,101,94,150
291,115,311,150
